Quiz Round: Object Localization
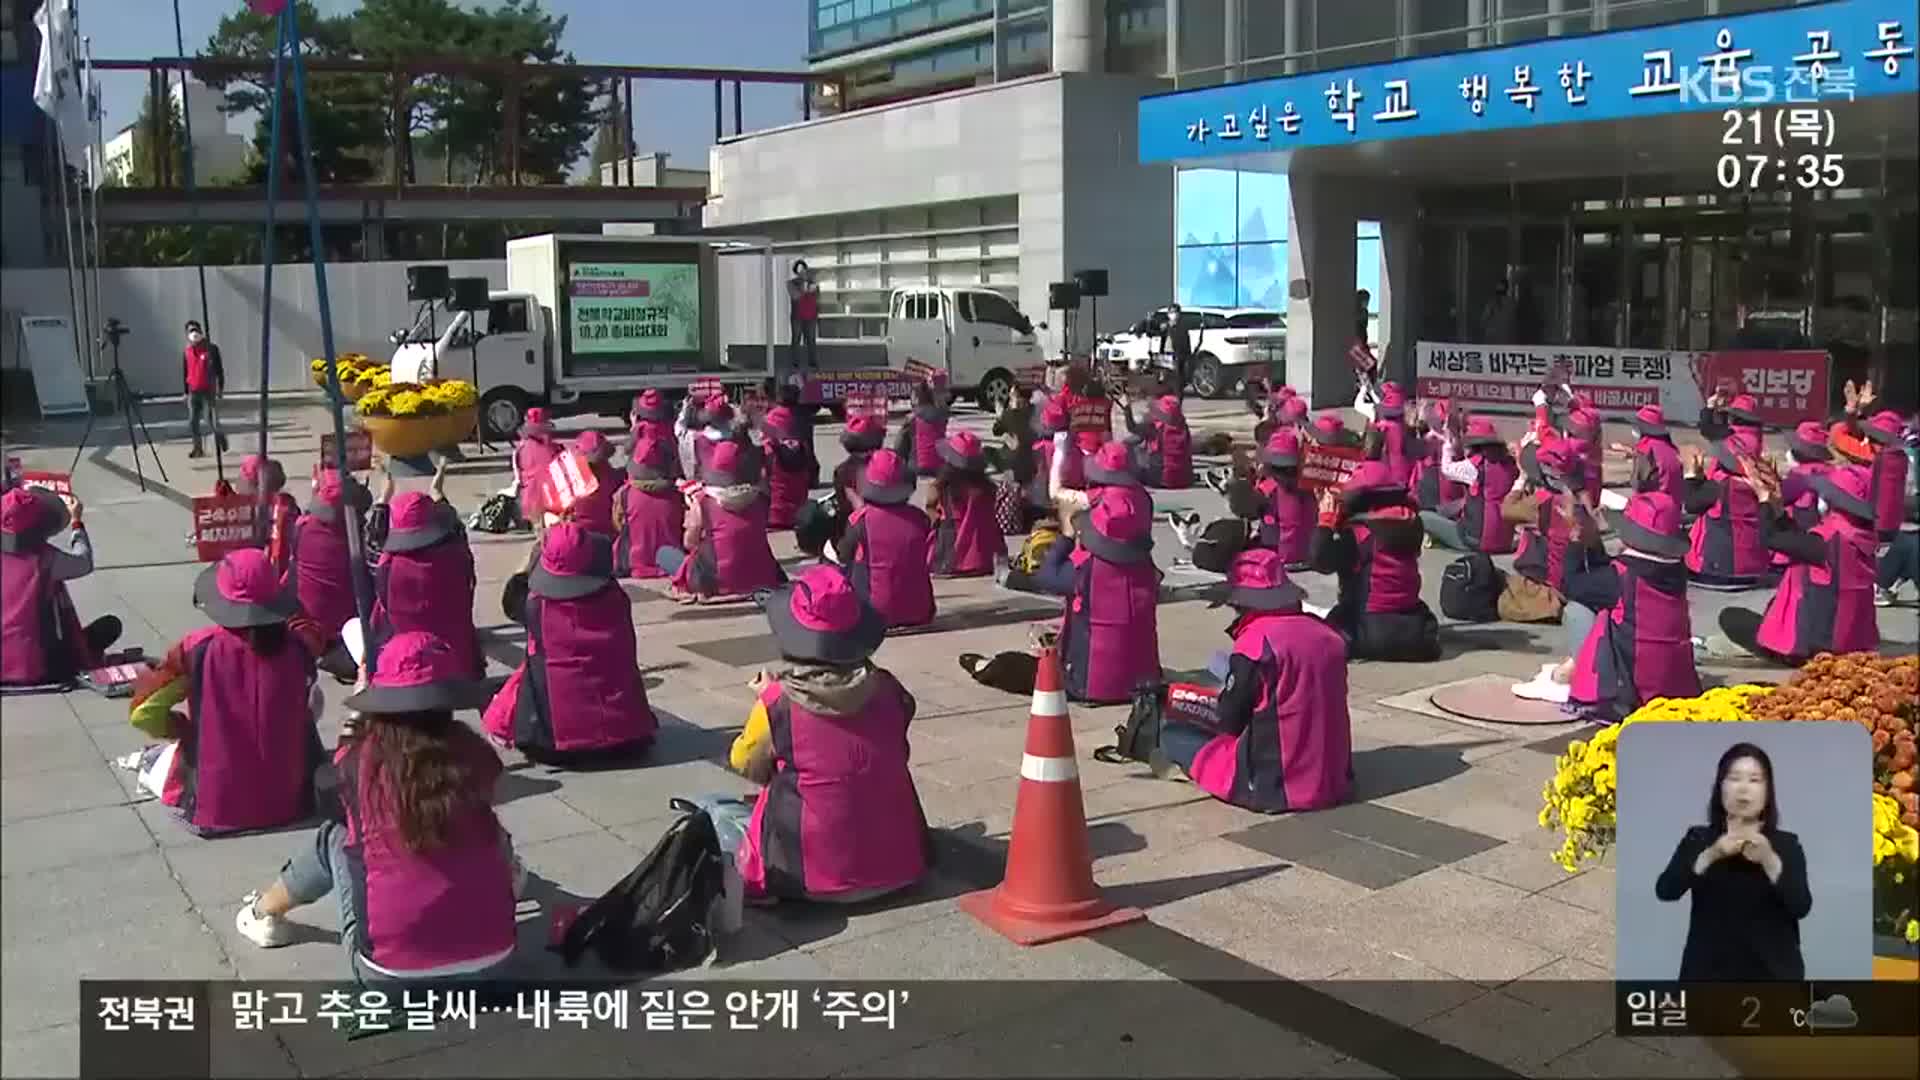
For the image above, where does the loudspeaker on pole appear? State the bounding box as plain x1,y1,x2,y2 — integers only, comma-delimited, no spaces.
406,265,451,302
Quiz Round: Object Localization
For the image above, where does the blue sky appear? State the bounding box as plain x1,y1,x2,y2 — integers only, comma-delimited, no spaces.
82,0,809,173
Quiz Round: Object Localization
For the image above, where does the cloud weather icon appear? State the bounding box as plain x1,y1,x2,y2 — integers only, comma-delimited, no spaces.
1806,995,1859,1031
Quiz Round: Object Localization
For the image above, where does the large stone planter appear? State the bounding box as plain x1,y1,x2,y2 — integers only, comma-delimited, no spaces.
361,407,476,458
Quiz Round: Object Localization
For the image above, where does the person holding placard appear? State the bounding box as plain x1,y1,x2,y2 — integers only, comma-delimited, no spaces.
564,431,621,538
237,455,302,576
1,487,121,686
290,469,371,677
664,441,786,603
513,408,561,531
1310,462,1440,662
928,432,1002,578
759,405,812,530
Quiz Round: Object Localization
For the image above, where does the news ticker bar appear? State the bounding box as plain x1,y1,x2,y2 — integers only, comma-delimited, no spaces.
1615,980,1916,1037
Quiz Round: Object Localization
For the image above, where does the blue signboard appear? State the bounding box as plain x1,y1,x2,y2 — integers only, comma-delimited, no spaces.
1139,0,1917,163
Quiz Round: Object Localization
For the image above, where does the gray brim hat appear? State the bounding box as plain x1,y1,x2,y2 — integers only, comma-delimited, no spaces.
1211,579,1306,612
761,583,886,665
936,441,986,472
380,504,457,554
192,563,300,628
529,538,616,601
1073,511,1154,565
1811,471,1876,522
1604,509,1689,559
0,488,70,552
857,475,914,505
344,678,494,714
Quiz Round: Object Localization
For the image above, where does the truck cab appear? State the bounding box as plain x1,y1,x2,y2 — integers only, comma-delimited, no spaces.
886,287,1043,409
390,292,550,439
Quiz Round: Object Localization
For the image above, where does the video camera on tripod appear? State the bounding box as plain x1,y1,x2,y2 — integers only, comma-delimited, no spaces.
68,314,168,492
100,317,129,350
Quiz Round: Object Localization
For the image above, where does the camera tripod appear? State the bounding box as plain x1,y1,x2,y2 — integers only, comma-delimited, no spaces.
68,328,168,493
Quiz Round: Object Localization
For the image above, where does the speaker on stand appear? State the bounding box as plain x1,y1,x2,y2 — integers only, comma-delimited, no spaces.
449,276,493,453
1047,280,1082,368
1073,269,1108,377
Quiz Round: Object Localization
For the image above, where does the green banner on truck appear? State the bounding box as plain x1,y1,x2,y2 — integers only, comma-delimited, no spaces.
566,262,702,354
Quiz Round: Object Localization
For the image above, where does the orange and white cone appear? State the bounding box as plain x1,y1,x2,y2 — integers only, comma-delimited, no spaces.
958,646,1144,946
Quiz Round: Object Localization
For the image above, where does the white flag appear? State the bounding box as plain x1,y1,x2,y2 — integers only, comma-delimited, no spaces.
30,0,89,172
83,40,104,189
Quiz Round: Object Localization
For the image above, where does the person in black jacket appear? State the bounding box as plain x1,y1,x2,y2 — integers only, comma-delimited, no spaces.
1654,742,1810,981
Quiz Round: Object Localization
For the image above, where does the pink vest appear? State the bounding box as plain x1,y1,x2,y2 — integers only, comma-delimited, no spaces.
1148,420,1194,489
1261,479,1315,565
932,479,1001,577
514,436,559,521
674,493,785,598
1350,517,1422,614
738,675,927,899
1463,453,1518,555
1514,493,1577,592
292,514,358,638
1638,437,1687,506
764,437,811,529
0,547,93,684
508,588,657,755
1570,560,1700,716
372,539,480,679
909,407,948,475
338,740,515,973
1410,433,1465,510
1686,454,1768,579
569,460,621,537
1872,446,1909,538
173,626,319,835
1187,612,1352,813
614,483,686,580
1776,462,1830,568
1756,515,1879,660
1060,546,1160,703
846,503,935,628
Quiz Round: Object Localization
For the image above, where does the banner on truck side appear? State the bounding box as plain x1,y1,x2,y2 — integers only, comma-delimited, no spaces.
801,370,917,405
1414,343,1829,427
192,495,257,563
567,262,702,355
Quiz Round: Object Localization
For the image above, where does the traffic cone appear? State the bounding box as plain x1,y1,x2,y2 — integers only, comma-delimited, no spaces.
958,646,1144,946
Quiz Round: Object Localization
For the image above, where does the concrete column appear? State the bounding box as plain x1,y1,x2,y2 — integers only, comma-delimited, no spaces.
1380,219,1416,383
1052,0,1108,74
1467,0,1487,49
1166,0,1181,78
1397,0,1414,57
993,0,1009,82
1283,0,1302,74
1224,0,1243,81
1548,0,1567,38
1284,174,1359,407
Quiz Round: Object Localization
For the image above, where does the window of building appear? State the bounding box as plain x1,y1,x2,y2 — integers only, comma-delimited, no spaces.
1176,169,1383,315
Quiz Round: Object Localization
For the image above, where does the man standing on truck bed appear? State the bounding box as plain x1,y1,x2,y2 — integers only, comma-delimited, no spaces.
788,261,820,372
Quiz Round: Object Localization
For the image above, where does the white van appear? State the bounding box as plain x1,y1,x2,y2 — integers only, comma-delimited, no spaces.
885,287,1046,409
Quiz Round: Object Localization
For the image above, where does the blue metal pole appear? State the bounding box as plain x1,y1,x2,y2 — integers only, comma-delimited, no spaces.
255,15,287,463
286,3,375,633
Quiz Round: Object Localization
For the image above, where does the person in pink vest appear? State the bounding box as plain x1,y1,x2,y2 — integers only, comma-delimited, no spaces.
513,407,561,529
1152,548,1352,813
1566,406,1605,504
627,389,677,474
236,631,518,983
290,469,370,671
1306,411,1361,450
1311,461,1440,661
894,380,950,479
1719,464,1880,665
1776,422,1834,555
1,487,119,686
1364,382,1417,487
760,406,812,530
1125,392,1194,489
237,454,302,576
1615,404,1686,506
1859,410,1909,541
562,431,621,537
1277,394,1309,436
613,436,686,580
1683,429,1771,587
1246,380,1299,444
839,450,935,629
1505,439,1606,607
929,432,1001,577
126,549,328,836
486,523,657,764
666,441,786,602
729,566,930,904
1548,492,1701,718
1419,417,1519,554
679,393,743,481
1256,430,1316,570
370,492,481,679
800,413,889,563
1048,485,1162,704
1084,439,1145,493
1408,399,1465,512
1030,398,1085,514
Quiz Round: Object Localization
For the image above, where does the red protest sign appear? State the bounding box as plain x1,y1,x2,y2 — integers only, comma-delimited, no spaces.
1068,401,1110,435
19,470,73,495
540,450,600,516
319,431,373,472
843,392,888,419
1015,365,1046,390
1298,443,1365,492
902,359,946,385
1703,350,1831,427
192,495,258,562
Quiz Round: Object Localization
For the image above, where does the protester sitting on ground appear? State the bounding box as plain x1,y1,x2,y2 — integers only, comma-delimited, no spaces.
369,488,482,679
1776,422,1834,561
1567,407,1605,504
513,407,561,530
1858,409,1910,542
797,413,889,562
994,382,1036,453
1030,399,1086,517
929,432,1002,578
1718,463,1879,665
236,631,519,983
1245,380,1294,444
486,523,657,764
895,380,951,480
664,441,787,603
1408,399,1464,512
1683,430,1772,587
1499,440,1604,623
837,450,935,629
627,389,678,477
127,549,327,835
292,469,372,673
1056,484,1162,703
1084,440,1146,494
1610,404,1687,506
774,380,822,489
1149,548,1352,813
760,405,812,530
1257,430,1316,571
561,431,621,538
728,566,930,904
1,487,121,686
1363,383,1416,487
1418,417,1519,555
613,436,687,580
1058,364,1113,455
236,455,301,575
1306,411,1360,450
993,508,1068,596
1124,389,1194,490
1310,461,1441,661
678,392,742,480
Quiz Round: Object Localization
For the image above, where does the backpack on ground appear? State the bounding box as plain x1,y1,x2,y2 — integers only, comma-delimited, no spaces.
557,803,726,973
1013,523,1063,574
469,492,517,534
1440,553,1505,624
1094,683,1168,765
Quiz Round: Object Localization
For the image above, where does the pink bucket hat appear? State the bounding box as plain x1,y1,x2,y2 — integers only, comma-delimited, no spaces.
1567,407,1600,438
1262,429,1303,468
631,389,671,423
937,431,986,471
1148,395,1184,424
1309,412,1355,446
344,631,492,714
1085,441,1142,488
521,407,553,437
1630,404,1667,438
1712,428,1762,474
1863,409,1906,447
841,413,886,452
764,565,884,665
1726,394,1763,426
762,406,796,439
239,454,287,493
858,449,914,505
307,468,367,523
1077,485,1154,564
1341,460,1403,502
626,435,673,482
1607,491,1688,558
699,393,734,428
1279,396,1310,423
571,430,614,464
702,440,750,487
1813,463,1876,523
1790,420,1830,462
1215,547,1306,612
1463,416,1505,449
530,522,615,600
0,486,67,552
1525,439,1579,491
383,491,455,553
192,548,298,628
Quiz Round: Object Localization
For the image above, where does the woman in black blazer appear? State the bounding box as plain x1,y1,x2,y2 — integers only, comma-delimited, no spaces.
1655,742,1812,981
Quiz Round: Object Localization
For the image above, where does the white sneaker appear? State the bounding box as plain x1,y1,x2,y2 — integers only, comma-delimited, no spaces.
1875,587,1898,608
235,893,292,948
1303,602,1332,620
114,750,143,772
1512,675,1571,704
1168,512,1196,549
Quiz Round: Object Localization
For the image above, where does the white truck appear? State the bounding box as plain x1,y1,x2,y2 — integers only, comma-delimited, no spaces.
391,233,1046,437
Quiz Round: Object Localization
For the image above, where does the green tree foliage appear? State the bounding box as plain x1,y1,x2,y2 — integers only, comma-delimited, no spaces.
101,91,256,266
430,1,603,184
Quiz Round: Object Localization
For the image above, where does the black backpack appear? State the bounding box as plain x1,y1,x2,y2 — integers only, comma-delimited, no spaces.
1093,683,1165,765
1440,553,1505,624
558,802,726,973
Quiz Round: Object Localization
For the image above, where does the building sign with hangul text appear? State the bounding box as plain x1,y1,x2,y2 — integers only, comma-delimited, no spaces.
1140,0,1914,163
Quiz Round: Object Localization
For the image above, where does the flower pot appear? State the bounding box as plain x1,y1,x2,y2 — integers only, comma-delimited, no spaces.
362,406,477,459
1710,955,1917,1078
